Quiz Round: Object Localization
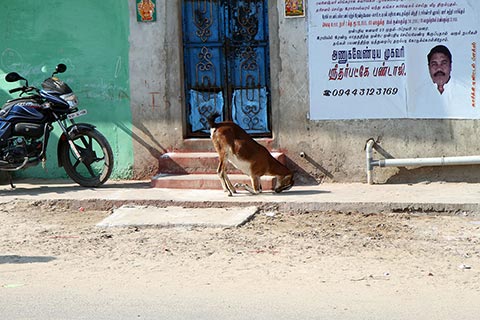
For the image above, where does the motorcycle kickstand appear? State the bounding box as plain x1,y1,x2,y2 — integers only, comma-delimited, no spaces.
8,173,16,189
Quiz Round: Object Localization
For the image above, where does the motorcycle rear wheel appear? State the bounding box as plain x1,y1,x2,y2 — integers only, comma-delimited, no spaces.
59,128,114,187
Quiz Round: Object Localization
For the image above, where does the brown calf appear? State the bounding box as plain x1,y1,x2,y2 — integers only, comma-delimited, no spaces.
207,112,294,196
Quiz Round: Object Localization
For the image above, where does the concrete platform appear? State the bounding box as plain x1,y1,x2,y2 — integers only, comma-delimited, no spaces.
1,179,480,217
97,205,258,228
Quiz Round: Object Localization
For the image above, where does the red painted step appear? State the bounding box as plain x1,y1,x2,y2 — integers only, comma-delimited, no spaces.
151,152,286,190
156,152,286,174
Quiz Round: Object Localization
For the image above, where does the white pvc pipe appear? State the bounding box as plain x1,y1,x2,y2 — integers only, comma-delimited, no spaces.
366,139,375,185
374,155,480,168
365,138,480,184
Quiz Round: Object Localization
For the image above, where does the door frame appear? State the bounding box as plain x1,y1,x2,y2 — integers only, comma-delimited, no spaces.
181,0,272,138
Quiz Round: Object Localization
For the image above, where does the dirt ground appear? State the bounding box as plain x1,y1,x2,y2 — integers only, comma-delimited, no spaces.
1,200,480,319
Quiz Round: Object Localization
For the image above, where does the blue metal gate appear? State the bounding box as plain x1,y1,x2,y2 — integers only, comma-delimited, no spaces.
182,0,271,137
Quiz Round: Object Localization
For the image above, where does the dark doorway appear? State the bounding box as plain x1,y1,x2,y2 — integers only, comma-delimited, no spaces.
182,0,271,137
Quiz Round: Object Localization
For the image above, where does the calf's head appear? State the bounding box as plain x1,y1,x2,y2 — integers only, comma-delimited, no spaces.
274,173,294,193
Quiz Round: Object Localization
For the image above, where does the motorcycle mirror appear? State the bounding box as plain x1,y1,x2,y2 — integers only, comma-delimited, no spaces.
5,72,26,83
55,64,67,74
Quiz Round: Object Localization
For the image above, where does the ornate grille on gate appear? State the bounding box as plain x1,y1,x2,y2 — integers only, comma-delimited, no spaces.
182,0,271,137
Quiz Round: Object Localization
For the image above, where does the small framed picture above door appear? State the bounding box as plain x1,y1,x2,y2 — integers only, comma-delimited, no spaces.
285,0,305,18
136,0,156,22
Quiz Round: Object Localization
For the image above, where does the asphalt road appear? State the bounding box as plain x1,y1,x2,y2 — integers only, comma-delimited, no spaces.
2,273,480,320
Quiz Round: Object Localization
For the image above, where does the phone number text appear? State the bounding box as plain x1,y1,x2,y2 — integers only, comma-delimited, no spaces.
323,87,399,97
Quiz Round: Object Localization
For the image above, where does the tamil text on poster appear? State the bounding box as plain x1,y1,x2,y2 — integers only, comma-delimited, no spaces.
308,0,479,119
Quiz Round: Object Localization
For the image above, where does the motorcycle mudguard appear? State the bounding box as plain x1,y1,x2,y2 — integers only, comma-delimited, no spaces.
57,123,96,167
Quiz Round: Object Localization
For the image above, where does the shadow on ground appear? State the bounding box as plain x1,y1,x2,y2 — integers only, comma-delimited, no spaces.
0,255,56,264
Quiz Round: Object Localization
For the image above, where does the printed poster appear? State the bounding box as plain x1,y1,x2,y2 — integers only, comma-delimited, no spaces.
308,0,480,119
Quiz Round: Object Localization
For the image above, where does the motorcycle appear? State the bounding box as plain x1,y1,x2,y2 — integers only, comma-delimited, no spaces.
0,63,114,187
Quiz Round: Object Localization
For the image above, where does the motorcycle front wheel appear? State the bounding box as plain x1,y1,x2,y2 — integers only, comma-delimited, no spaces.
59,128,114,187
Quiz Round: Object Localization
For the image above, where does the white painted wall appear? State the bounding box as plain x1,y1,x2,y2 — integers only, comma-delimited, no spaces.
128,0,480,184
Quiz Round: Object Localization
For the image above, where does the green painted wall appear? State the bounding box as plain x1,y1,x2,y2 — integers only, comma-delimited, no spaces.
0,0,133,180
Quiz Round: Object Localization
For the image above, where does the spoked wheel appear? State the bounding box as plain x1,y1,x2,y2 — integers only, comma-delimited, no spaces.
59,128,114,187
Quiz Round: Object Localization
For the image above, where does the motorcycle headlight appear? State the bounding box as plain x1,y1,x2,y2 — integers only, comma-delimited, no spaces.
60,93,78,108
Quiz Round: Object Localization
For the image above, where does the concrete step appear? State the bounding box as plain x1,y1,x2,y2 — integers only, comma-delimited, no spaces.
150,173,277,190
157,152,229,174
156,152,287,175
152,151,287,190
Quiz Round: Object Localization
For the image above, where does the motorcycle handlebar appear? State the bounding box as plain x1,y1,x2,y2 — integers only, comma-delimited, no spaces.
9,87,23,94
8,86,36,94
